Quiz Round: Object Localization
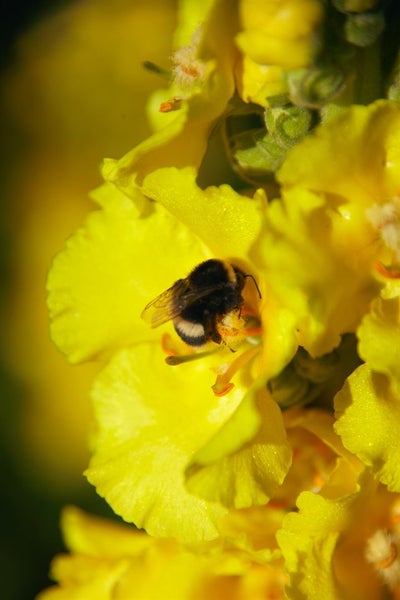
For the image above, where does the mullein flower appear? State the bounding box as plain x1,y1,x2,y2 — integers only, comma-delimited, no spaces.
103,0,238,199
278,470,400,599
254,100,400,357
37,505,287,600
335,279,400,494
39,408,353,598
47,178,293,542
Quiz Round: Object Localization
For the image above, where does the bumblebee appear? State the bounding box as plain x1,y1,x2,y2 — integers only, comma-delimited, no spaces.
141,259,260,347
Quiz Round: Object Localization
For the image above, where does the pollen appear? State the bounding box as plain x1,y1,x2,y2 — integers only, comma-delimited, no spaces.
159,97,184,113
365,529,400,589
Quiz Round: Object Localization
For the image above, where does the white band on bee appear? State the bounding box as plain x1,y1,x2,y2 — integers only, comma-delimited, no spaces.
174,319,205,342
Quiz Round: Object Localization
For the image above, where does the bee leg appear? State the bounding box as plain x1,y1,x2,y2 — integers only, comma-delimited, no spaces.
204,313,222,345
211,330,222,344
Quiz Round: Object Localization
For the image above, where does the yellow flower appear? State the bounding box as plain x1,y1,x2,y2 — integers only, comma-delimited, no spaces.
278,407,362,507
103,0,238,198
253,101,400,357
335,288,400,493
278,471,400,599
47,174,292,542
47,93,400,548
38,506,286,600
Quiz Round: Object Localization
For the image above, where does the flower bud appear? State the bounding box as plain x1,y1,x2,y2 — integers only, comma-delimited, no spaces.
286,64,345,108
344,11,385,47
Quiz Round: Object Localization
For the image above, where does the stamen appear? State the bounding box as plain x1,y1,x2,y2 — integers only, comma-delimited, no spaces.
161,333,180,356
243,326,263,337
161,334,224,365
367,198,400,262
171,26,206,91
376,545,397,571
179,64,202,79
166,347,222,366
212,346,259,396
311,472,325,492
142,61,170,79
159,97,184,113
366,529,400,589
391,501,400,528
373,261,400,279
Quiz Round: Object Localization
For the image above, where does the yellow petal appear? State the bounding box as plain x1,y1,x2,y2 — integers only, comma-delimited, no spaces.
85,343,248,542
236,56,286,106
47,184,207,363
278,100,400,201
358,295,400,395
142,166,264,258
39,506,286,600
236,0,323,68
335,364,400,492
40,555,129,600
277,479,382,600
61,506,152,557
185,387,291,508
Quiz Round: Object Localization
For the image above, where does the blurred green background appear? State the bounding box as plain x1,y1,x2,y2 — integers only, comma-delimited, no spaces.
0,1,176,597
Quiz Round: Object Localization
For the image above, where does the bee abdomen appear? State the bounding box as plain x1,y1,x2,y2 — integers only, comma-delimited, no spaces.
173,318,207,346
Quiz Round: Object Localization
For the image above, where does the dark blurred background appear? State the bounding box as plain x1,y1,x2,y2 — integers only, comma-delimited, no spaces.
0,1,176,598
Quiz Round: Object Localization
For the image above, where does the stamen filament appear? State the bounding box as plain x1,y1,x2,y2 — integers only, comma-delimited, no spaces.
373,261,400,279
166,347,222,366
212,346,259,396
142,61,170,79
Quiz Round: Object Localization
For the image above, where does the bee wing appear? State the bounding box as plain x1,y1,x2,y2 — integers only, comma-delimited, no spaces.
141,279,225,328
141,279,191,328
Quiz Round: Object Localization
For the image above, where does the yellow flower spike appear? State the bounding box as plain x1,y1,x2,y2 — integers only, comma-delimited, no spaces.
236,0,324,69
335,364,400,493
142,166,265,258
47,184,208,364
